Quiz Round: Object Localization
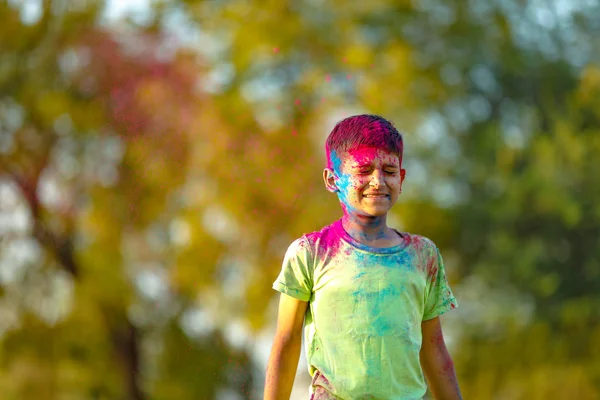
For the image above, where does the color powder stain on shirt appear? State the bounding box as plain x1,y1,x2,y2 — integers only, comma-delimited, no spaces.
350,283,404,337
273,220,458,399
345,238,414,271
353,271,366,280
394,251,413,270
313,222,345,260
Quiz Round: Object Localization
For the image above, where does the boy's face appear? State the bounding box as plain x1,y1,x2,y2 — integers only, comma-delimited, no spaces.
324,146,406,218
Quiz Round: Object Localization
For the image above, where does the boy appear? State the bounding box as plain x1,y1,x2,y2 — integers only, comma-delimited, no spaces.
264,115,462,400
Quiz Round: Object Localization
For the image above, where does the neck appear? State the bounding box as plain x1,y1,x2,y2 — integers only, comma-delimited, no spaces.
341,214,390,244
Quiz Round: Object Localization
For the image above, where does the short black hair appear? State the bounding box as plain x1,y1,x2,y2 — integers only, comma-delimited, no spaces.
325,114,404,168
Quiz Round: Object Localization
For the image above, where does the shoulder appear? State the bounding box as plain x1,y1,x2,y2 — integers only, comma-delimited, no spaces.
285,221,338,258
305,221,338,241
284,236,312,259
303,220,340,250
401,232,439,254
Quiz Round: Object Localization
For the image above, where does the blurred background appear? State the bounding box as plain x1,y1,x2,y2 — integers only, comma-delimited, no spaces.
1,0,600,399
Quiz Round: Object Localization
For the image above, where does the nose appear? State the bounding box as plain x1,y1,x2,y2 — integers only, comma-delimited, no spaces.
369,169,385,188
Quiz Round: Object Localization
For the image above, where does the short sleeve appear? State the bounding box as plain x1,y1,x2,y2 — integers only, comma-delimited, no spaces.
272,237,314,301
423,246,458,321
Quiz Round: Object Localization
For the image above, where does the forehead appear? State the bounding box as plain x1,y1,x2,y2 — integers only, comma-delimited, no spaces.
340,146,399,166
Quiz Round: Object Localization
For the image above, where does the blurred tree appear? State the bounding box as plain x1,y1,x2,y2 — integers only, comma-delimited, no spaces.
0,1,252,399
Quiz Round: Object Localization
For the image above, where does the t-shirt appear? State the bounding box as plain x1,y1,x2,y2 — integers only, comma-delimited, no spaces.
272,219,458,400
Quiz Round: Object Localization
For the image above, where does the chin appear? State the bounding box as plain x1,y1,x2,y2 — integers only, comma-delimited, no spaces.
360,208,390,218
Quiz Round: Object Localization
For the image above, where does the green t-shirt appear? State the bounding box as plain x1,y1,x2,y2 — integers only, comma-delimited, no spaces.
273,220,458,400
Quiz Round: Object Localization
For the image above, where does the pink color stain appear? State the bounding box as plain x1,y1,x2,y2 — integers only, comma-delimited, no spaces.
273,47,280,53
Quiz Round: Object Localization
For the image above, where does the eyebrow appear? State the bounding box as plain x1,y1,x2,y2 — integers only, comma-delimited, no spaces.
352,163,399,169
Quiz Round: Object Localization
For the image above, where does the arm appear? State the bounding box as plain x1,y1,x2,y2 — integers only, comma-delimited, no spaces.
264,293,309,400
420,317,463,400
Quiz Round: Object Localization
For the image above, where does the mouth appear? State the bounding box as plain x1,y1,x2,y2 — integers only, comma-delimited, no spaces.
363,194,389,199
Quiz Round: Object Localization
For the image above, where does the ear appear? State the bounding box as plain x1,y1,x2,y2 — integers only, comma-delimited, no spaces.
399,168,406,189
323,168,338,193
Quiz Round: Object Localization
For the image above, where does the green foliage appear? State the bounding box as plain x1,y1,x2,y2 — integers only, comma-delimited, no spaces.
0,1,251,398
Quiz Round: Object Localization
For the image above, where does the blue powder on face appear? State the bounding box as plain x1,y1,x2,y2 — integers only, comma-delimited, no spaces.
331,151,352,214
330,150,352,207
330,150,343,173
